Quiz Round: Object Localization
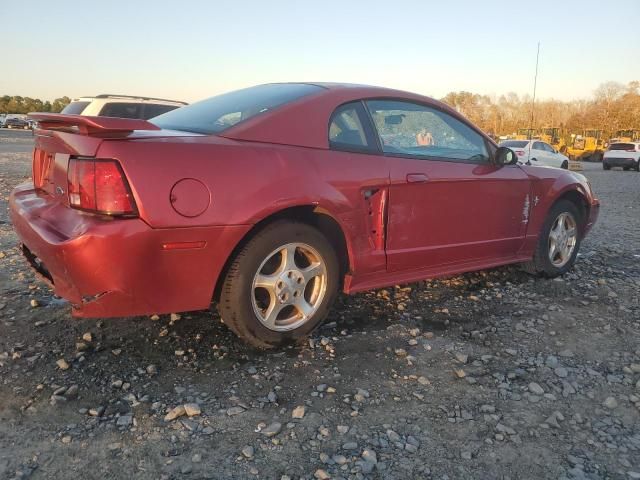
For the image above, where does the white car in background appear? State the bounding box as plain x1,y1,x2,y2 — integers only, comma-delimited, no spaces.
499,139,569,169
603,142,640,171
61,94,187,120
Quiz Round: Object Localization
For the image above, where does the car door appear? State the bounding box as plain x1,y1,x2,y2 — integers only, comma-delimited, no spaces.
364,100,531,272
324,101,390,276
542,142,563,167
530,141,550,166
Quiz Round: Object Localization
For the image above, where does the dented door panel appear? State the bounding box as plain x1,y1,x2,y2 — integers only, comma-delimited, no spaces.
386,158,531,272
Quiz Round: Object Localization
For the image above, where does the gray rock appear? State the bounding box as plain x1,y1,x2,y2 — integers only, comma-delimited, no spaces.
116,415,132,427
555,367,569,378
529,382,545,395
362,449,377,464
386,430,401,442
242,445,254,459
227,406,245,416
603,397,618,409
261,422,282,437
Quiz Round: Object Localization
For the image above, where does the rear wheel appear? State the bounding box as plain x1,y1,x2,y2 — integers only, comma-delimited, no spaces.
561,160,568,169
522,200,582,277
636,160,640,172
218,221,339,349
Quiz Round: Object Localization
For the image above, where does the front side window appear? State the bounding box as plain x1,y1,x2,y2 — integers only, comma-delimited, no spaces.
365,100,488,163
328,102,371,152
151,83,323,134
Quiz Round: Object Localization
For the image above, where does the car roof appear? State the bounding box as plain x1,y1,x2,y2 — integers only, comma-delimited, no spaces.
72,95,187,105
220,82,489,149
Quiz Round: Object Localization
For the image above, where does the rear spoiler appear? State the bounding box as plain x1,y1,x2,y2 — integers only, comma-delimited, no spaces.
28,113,161,136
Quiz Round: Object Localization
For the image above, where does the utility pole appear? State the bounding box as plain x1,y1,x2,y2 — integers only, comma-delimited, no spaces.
528,42,540,140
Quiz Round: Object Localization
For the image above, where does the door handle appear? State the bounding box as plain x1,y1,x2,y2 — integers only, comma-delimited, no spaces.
406,173,429,183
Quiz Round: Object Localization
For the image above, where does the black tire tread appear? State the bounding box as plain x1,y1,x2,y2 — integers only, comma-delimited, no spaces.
521,199,582,277
218,220,339,349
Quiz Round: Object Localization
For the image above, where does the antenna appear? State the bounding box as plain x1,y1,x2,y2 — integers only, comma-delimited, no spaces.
528,42,540,140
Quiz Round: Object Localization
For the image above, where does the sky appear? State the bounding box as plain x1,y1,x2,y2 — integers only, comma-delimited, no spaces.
2,0,639,103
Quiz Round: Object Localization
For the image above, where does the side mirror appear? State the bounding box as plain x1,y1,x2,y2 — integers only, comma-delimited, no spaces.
494,146,518,166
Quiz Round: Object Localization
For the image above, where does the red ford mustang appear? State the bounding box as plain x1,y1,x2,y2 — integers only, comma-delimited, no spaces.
10,83,599,348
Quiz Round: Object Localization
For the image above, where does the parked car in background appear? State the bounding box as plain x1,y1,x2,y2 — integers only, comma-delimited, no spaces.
603,142,640,171
11,83,599,348
61,94,187,119
499,139,569,169
3,117,30,129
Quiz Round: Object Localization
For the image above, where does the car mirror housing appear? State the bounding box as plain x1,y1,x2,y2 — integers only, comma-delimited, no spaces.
494,146,518,166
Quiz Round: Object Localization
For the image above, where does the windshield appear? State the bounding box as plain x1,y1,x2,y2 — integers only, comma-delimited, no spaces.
151,83,324,134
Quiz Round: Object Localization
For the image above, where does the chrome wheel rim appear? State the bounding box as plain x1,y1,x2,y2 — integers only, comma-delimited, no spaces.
251,243,327,332
548,212,577,267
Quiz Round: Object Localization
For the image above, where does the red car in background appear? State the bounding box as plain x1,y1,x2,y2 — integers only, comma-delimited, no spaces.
10,83,599,348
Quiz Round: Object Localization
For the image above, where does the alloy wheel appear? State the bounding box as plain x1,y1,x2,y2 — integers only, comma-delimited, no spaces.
251,242,328,332
548,212,577,267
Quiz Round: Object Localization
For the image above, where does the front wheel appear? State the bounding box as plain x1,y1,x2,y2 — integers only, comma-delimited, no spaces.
522,200,582,277
218,221,339,349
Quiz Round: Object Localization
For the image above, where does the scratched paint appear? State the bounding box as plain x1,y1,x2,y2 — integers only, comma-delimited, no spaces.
522,194,530,224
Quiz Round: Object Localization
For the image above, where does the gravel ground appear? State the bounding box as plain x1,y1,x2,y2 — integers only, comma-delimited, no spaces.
0,128,639,480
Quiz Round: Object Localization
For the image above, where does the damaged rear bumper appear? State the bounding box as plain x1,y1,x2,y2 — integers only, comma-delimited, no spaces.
10,183,251,318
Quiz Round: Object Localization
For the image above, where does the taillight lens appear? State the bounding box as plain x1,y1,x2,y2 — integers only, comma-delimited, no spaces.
516,150,525,156
67,158,137,216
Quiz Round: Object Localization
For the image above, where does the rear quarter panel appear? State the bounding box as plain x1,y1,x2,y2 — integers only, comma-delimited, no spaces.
96,137,387,276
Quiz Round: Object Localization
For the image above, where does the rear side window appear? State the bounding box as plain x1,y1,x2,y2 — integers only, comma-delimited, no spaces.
500,140,529,148
61,101,90,115
143,104,180,119
151,83,324,134
608,143,636,151
99,103,142,119
329,102,375,153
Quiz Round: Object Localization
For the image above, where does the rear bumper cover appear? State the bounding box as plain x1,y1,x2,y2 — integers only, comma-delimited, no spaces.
9,183,250,317
603,157,637,168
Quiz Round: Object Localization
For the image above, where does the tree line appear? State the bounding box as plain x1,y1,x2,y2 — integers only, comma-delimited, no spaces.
0,95,71,114
2,81,638,137
441,81,640,137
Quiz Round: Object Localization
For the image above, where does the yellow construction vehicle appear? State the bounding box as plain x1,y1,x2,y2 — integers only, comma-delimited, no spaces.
515,128,539,140
566,129,605,162
609,129,640,143
540,127,567,153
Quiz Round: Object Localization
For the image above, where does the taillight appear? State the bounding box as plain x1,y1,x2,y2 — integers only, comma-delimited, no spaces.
516,150,525,156
67,158,137,216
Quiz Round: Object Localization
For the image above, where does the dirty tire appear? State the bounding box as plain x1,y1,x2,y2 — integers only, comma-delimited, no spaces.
218,221,339,349
521,199,583,277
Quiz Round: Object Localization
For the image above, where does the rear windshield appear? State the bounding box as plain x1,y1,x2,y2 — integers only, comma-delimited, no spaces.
61,101,90,115
608,143,635,151
151,83,324,134
500,140,529,148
